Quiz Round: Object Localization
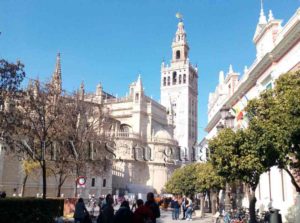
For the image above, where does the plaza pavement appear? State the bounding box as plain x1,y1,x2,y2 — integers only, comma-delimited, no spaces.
63,206,215,223
157,209,214,223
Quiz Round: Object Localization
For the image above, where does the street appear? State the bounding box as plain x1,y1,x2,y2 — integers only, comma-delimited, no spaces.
82,206,214,223
157,210,213,223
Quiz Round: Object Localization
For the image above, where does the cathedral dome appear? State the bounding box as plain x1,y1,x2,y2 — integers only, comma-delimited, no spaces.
155,130,172,139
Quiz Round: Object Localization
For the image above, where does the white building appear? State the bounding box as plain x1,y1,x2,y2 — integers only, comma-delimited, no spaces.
161,18,198,159
1,17,194,197
85,74,180,195
205,5,300,221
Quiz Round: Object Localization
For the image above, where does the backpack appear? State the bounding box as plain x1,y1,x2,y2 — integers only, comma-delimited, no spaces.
144,218,153,223
148,202,160,218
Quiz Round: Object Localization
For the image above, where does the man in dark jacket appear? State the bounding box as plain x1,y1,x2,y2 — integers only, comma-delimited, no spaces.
133,199,153,223
145,192,160,223
170,196,180,220
114,200,133,223
74,198,89,223
98,194,114,223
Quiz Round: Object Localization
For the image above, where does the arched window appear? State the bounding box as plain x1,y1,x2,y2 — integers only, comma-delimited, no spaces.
179,75,182,84
172,72,177,85
135,93,139,101
176,50,180,59
183,74,186,84
163,77,166,86
120,124,131,137
167,77,170,86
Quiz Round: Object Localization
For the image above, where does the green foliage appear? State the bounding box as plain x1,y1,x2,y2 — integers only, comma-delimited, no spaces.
0,198,64,223
195,162,225,192
165,163,198,195
246,70,300,191
208,128,272,190
165,162,224,195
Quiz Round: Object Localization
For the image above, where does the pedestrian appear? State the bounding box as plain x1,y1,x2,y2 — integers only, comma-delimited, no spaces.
98,196,104,210
97,194,114,223
145,192,160,223
170,196,180,220
181,196,187,220
185,196,193,221
74,198,89,223
133,199,153,223
114,200,133,223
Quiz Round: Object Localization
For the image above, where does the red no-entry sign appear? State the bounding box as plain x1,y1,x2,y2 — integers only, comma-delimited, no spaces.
77,176,86,187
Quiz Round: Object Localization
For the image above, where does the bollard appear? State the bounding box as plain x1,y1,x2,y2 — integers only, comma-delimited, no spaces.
269,209,282,223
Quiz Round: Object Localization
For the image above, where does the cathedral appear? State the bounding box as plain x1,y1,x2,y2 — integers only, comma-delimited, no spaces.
0,16,198,197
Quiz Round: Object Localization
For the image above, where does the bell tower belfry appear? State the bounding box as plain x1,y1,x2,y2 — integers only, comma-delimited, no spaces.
160,14,198,159
171,16,189,62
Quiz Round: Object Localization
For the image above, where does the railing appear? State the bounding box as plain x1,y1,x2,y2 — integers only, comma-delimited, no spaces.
104,96,132,104
104,131,140,140
103,132,177,145
151,137,177,145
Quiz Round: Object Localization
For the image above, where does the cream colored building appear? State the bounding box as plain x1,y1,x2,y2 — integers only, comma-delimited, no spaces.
84,75,180,195
0,18,191,197
205,5,300,221
161,18,198,159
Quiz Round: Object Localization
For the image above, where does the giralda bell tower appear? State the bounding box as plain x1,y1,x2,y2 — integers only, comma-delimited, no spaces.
160,14,198,159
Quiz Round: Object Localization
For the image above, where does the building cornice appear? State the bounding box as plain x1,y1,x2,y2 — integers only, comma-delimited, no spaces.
205,10,300,133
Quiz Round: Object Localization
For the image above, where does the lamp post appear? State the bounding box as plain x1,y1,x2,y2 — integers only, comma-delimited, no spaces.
216,104,235,212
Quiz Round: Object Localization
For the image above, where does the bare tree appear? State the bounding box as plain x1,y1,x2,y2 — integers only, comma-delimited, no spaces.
56,89,116,197
0,79,65,199
44,86,116,197
1,62,116,198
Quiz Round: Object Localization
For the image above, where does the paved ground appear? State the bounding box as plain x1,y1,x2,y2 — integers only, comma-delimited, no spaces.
62,206,214,223
157,210,214,223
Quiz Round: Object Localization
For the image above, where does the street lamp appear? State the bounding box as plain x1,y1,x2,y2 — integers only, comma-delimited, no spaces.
216,104,235,212
216,122,225,132
220,104,230,119
225,113,235,129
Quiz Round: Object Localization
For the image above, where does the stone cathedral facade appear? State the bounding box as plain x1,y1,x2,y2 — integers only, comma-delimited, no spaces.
0,17,198,197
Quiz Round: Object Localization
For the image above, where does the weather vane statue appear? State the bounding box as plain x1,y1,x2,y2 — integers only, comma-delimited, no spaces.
176,12,183,22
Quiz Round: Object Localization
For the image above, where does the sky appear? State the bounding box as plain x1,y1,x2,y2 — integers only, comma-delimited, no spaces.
1,0,299,140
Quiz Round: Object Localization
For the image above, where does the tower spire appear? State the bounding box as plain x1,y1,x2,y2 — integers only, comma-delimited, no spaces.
259,0,267,25
268,10,274,22
172,13,189,62
52,52,62,93
254,0,267,41
79,81,85,100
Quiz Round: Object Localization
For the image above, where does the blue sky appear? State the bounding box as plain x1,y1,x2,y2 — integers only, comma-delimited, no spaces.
1,0,299,139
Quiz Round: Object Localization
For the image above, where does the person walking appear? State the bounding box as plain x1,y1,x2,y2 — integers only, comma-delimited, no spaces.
133,199,153,223
114,200,133,223
74,198,89,223
145,192,160,223
97,194,114,223
185,196,193,221
170,196,180,220
181,196,187,220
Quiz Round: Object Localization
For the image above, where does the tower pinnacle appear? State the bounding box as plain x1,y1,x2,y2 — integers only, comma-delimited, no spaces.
259,0,267,25
172,14,189,62
52,52,62,93
268,10,274,22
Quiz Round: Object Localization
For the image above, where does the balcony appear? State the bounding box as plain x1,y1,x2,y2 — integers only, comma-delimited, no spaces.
150,137,177,145
104,131,140,140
